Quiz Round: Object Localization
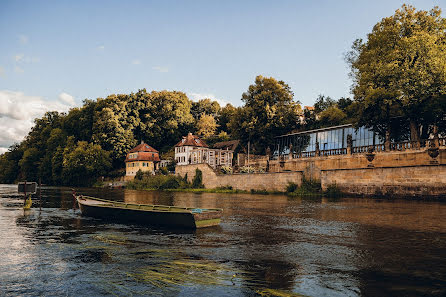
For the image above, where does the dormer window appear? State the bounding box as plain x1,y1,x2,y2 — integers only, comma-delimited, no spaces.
182,138,185,143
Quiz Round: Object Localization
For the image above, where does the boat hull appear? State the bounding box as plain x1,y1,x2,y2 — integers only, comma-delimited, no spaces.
76,196,221,229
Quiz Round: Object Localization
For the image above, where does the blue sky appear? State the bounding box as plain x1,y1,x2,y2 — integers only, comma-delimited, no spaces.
0,0,443,152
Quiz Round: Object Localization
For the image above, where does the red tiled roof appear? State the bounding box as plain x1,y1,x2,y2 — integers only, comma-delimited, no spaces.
129,142,158,153
125,152,160,162
175,133,208,148
125,142,160,162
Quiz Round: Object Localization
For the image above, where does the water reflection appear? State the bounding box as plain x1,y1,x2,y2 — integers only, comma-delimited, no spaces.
0,185,445,296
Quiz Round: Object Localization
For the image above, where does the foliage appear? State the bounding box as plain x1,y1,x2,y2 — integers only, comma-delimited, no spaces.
314,95,336,113
127,174,189,190
230,75,301,154
287,178,322,197
220,166,233,174
346,4,446,141
318,106,347,127
159,167,169,175
61,141,112,186
191,168,204,188
191,98,221,119
239,166,255,174
286,182,299,193
324,183,342,198
196,113,218,138
135,169,144,180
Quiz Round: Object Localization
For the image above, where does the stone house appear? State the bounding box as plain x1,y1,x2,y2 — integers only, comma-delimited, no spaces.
124,141,160,180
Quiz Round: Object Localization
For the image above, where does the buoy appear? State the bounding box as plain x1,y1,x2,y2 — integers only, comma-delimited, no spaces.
24,195,32,210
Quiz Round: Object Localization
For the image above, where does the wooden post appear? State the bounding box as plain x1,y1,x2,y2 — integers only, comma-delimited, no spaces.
39,178,42,211
23,180,27,206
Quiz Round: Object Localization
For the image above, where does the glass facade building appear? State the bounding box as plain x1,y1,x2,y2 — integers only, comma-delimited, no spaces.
274,124,382,157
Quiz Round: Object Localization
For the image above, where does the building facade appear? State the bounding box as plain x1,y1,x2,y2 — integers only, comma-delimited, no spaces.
125,141,160,180
174,133,234,169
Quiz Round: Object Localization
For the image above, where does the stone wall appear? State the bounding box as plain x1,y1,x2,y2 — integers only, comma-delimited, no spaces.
269,147,445,180
175,163,302,192
321,165,446,198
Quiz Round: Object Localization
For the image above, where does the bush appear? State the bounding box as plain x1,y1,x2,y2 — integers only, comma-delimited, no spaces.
220,166,233,174
324,184,342,198
192,168,204,188
250,189,269,195
286,182,298,193
159,167,169,175
216,185,233,190
239,166,255,173
127,175,190,190
135,169,144,180
287,178,322,197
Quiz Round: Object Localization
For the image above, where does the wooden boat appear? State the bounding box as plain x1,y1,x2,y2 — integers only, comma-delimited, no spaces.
75,195,222,229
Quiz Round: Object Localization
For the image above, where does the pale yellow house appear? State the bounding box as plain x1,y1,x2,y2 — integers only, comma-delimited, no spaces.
125,141,160,180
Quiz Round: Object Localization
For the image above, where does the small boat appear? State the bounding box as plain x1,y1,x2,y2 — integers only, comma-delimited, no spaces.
75,195,222,229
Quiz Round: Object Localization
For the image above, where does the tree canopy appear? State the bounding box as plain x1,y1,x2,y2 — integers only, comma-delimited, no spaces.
347,4,446,140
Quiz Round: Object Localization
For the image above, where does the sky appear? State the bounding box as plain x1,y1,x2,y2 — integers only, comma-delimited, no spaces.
0,0,443,153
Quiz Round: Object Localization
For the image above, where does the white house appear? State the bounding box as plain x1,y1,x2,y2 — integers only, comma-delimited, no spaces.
174,133,233,169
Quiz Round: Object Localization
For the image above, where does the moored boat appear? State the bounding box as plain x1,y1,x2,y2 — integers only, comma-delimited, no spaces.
75,195,222,229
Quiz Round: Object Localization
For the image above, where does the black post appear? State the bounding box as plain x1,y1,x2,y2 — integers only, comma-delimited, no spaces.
39,178,42,211
23,180,27,206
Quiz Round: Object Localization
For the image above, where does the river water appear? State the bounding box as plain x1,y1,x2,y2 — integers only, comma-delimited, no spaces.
0,185,445,297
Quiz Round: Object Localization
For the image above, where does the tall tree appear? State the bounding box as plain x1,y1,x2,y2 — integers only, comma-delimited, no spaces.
347,5,446,141
230,75,301,153
196,113,218,138
191,99,221,120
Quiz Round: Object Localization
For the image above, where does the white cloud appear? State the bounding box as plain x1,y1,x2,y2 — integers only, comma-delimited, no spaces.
14,54,24,62
18,35,28,45
97,45,105,50
0,90,75,152
14,66,24,73
187,92,229,107
58,92,75,106
131,59,141,65
152,66,168,73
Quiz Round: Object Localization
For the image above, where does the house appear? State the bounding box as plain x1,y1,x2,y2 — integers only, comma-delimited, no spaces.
124,141,160,180
174,133,234,169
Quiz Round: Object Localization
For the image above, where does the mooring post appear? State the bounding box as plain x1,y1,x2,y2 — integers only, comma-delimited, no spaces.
23,180,27,206
39,178,42,211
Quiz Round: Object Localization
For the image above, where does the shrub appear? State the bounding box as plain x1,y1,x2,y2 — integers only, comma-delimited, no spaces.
135,169,144,180
220,166,233,174
216,185,233,190
159,167,169,175
324,184,342,198
239,166,255,173
192,168,204,188
286,182,298,193
250,189,269,195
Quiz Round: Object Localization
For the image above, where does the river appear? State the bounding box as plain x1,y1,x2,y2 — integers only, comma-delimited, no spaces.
0,184,445,296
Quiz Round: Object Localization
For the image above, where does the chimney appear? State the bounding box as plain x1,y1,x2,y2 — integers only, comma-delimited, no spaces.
141,140,144,144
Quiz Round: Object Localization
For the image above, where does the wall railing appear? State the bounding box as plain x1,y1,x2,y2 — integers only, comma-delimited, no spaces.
282,138,444,160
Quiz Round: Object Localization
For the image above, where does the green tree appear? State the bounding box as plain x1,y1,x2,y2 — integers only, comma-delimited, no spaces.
191,99,221,120
318,106,347,127
196,113,218,138
62,141,112,186
217,103,236,134
230,75,301,153
347,5,446,141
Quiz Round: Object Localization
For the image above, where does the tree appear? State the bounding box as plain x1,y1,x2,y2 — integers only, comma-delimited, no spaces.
230,75,301,153
191,99,221,120
314,95,336,113
347,5,446,141
196,113,218,138
319,106,347,127
217,103,236,134
62,141,112,186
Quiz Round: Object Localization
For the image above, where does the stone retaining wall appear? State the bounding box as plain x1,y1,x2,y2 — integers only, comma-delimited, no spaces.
175,163,302,192
321,165,446,198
